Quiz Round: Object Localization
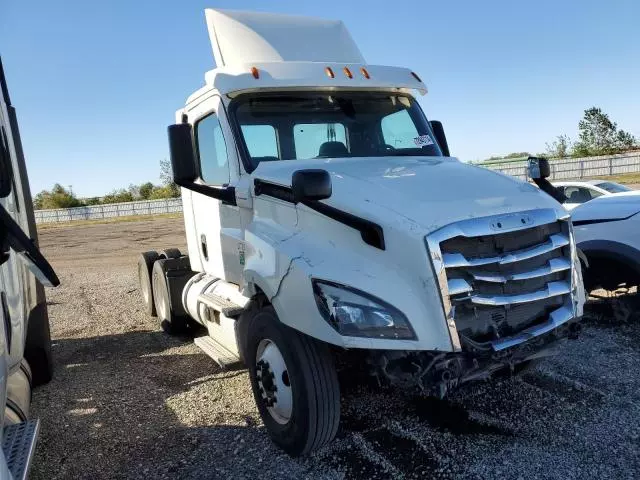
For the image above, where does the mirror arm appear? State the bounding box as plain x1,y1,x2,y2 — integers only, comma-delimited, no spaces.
0,204,59,287
532,178,567,203
253,178,385,250
176,180,237,206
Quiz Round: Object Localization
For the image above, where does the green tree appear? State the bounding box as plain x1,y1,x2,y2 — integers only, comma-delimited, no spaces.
139,182,154,200
102,189,134,204
33,184,83,210
573,107,637,157
159,159,180,197
148,185,177,200
546,135,571,158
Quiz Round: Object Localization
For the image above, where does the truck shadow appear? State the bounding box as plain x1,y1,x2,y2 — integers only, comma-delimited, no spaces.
28,330,279,479
30,329,506,479
28,320,633,480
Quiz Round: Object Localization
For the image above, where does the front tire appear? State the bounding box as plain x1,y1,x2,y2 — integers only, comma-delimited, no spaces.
246,306,340,456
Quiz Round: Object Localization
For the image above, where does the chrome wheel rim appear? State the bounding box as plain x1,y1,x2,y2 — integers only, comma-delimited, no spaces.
256,339,292,424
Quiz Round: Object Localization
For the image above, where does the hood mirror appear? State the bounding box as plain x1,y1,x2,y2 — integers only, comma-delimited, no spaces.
527,156,551,180
292,169,332,203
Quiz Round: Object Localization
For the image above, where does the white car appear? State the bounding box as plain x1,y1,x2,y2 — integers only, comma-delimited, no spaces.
553,180,636,209
572,193,640,291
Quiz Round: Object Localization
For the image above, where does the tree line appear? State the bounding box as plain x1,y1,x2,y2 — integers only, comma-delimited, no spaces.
483,107,637,162
33,160,179,210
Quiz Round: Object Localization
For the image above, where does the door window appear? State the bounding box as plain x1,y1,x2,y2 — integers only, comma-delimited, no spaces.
564,186,597,204
196,114,230,185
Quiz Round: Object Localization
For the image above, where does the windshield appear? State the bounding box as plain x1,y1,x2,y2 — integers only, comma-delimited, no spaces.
230,92,443,170
596,181,631,193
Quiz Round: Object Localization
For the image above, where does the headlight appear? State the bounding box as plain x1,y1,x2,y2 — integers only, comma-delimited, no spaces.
312,280,416,339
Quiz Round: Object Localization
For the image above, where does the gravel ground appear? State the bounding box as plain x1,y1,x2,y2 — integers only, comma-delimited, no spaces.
30,216,640,479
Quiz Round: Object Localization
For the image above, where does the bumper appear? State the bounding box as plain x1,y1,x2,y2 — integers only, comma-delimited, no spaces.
369,317,582,397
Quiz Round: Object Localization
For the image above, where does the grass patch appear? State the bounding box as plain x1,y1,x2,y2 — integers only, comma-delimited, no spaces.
36,212,182,230
592,172,640,185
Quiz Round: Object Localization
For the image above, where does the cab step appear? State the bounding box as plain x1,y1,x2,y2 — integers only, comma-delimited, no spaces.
3,419,39,480
197,292,245,318
194,335,240,369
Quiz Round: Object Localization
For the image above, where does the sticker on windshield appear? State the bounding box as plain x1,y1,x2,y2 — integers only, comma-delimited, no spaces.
414,134,434,147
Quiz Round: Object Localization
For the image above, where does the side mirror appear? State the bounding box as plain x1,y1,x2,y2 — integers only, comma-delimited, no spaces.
167,123,237,205
527,156,551,180
429,121,450,157
167,123,198,185
292,169,332,203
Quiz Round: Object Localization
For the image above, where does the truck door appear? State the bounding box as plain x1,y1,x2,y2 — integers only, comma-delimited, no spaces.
187,96,243,284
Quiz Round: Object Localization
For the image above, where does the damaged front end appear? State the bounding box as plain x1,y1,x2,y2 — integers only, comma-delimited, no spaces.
365,208,585,397
367,319,581,397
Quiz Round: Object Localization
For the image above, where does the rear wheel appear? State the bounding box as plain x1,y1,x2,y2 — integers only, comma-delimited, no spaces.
138,251,160,316
161,248,182,259
152,259,188,334
246,306,340,456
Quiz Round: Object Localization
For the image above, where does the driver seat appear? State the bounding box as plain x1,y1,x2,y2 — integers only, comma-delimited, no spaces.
318,141,348,158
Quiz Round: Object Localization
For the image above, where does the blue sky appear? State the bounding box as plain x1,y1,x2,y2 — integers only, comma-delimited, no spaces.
1,0,638,197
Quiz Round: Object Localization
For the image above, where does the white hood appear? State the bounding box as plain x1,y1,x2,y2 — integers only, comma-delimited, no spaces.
252,156,564,234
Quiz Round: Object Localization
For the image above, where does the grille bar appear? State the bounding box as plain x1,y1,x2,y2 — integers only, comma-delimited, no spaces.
465,280,570,306
491,305,573,351
426,209,575,351
467,257,571,283
443,233,569,268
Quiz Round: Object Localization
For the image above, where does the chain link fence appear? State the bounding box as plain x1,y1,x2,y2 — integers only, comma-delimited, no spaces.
34,198,183,224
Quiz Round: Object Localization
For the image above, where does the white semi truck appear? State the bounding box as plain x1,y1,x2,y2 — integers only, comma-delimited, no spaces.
138,9,586,456
1,57,59,478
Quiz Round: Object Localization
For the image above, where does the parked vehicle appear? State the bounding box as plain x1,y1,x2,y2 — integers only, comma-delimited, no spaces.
569,194,640,292
552,180,636,210
0,57,59,478
139,9,585,456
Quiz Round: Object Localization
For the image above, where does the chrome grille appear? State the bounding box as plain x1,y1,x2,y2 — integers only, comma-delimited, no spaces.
426,209,575,351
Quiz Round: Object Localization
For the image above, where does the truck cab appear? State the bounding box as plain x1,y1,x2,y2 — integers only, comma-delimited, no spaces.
138,9,585,456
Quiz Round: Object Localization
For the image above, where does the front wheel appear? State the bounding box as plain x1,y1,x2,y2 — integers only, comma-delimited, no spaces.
246,306,340,456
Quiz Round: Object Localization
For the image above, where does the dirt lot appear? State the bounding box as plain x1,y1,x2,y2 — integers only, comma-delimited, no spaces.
31,217,640,479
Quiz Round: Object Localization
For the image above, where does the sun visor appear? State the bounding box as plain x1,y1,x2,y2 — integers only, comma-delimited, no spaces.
204,9,366,68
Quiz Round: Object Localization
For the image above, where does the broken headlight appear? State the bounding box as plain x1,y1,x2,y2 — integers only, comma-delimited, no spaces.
312,280,415,339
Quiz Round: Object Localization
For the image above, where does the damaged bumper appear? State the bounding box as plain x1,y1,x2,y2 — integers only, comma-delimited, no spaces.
369,317,582,397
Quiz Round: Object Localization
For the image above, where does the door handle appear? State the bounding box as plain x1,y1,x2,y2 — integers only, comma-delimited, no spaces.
200,234,208,261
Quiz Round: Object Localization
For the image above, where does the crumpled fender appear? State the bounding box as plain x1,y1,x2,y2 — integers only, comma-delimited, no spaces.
241,207,454,351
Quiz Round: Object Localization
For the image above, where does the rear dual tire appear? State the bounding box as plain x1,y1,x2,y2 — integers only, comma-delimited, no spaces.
245,306,340,456
138,251,160,316
138,250,188,334
152,259,188,334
